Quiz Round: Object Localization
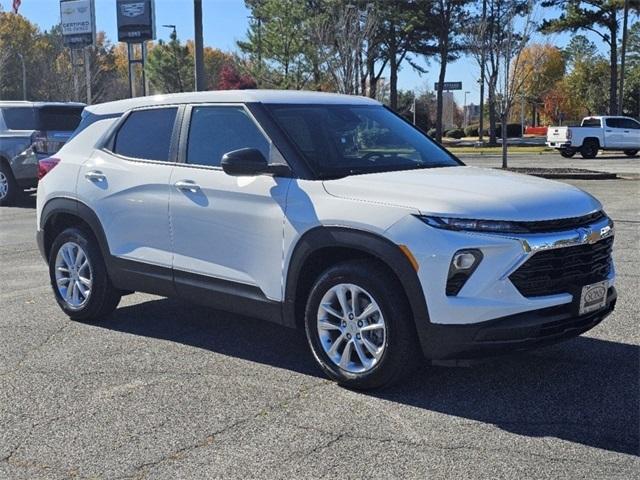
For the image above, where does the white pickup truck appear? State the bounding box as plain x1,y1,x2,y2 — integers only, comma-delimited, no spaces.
546,116,640,158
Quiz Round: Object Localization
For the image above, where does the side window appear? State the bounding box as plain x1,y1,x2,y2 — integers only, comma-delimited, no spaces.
621,118,640,130
114,107,177,161
186,106,270,167
605,118,621,128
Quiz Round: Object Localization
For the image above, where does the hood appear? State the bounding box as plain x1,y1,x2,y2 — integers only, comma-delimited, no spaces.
322,166,602,221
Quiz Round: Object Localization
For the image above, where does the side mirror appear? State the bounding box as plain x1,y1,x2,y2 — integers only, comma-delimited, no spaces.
221,148,269,176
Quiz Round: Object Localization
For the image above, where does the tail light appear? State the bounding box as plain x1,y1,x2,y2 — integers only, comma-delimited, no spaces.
38,157,61,180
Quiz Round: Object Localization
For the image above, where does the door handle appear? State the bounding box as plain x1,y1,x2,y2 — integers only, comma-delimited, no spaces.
174,180,201,193
624,130,630,133
605,130,612,132
84,170,106,182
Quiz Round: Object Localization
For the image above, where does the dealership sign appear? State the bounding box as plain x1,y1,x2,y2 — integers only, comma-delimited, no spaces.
60,0,96,47
117,0,156,42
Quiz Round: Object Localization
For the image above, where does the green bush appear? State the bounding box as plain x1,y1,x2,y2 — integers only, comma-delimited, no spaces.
445,128,465,139
464,125,479,137
427,128,437,138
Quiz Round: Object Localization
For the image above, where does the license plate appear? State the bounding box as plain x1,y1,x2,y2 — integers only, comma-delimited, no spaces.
579,281,608,316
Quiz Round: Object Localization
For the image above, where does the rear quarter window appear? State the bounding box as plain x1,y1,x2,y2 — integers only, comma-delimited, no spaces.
36,106,83,131
1,107,37,130
582,118,601,127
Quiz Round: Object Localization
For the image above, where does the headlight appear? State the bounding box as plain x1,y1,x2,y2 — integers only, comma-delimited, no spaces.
418,215,529,233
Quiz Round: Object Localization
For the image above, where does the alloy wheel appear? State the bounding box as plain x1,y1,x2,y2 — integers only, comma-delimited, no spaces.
54,241,93,310
0,171,8,200
316,283,386,374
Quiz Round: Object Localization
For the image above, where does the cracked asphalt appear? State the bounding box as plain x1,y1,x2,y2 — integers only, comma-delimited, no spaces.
1,161,638,478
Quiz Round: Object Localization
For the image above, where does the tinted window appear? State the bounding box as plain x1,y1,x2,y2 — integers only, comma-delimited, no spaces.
36,106,83,131
605,118,622,128
186,106,269,167
266,104,458,177
68,111,122,141
2,107,37,129
114,108,177,161
620,118,640,129
582,118,601,127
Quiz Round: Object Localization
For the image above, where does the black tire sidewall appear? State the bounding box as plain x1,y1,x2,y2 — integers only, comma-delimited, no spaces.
623,150,638,157
304,261,417,390
580,141,598,159
560,149,575,158
48,227,120,321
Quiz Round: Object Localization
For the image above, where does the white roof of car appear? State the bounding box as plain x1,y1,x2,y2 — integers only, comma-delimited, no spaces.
86,90,380,115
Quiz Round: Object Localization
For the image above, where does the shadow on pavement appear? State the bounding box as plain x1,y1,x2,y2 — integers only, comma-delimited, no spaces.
100,297,639,457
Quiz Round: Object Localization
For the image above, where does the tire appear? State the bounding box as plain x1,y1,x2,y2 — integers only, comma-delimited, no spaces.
304,260,420,390
0,161,19,206
580,140,599,159
48,226,121,322
559,148,576,158
623,150,638,157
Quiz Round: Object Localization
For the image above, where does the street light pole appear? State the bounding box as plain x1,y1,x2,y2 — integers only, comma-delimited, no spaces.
463,91,470,127
619,0,630,115
17,53,26,100
194,0,205,91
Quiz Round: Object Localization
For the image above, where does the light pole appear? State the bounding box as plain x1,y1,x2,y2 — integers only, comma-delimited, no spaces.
463,91,470,127
17,53,26,100
194,0,205,91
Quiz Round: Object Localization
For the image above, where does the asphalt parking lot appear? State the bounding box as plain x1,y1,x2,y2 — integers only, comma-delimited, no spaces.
1,154,638,479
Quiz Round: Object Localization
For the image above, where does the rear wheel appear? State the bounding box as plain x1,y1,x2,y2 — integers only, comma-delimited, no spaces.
49,227,121,321
0,162,18,206
580,140,599,159
559,148,576,158
623,149,638,157
304,260,420,390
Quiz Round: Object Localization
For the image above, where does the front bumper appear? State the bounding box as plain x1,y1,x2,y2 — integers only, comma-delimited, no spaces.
423,287,616,359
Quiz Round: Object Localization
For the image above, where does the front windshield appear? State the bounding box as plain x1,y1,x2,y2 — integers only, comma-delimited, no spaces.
266,104,460,177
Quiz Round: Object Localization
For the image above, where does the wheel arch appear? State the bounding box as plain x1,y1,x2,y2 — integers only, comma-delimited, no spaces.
40,198,111,264
283,226,430,341
583,137,600,148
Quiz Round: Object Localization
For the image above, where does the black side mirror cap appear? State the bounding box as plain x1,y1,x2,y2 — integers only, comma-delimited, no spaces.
221,148,291,177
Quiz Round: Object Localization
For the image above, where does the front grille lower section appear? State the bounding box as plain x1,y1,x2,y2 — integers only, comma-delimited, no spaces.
509,236,613,297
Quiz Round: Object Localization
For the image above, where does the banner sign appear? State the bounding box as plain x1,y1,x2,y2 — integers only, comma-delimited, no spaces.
117,0,156,43
434,81,463,91
60,0,96,47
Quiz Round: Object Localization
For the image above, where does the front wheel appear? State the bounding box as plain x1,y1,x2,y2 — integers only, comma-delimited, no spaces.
49,227,121,321
304,260,420,390
559,148,576,158
623,149,638,157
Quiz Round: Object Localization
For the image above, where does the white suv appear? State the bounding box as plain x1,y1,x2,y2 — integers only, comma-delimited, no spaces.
36,91,617,389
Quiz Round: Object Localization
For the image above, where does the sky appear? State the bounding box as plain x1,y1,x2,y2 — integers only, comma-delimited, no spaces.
4,0,607,106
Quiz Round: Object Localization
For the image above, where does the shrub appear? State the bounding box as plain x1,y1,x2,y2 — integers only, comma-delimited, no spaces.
427,128,437,138
445,128,465,139
483,123,523,138
464,125,479,137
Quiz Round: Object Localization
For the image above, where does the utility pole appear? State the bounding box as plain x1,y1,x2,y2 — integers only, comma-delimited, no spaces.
463,91,470,127
84,47,92,105
619,0,630,115
478,0,486,145
194,0,205,91
17,53,26,100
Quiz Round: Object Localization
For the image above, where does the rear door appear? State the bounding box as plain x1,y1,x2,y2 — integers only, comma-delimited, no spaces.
76,106,181,272
619,118,640,149
604,118,625,148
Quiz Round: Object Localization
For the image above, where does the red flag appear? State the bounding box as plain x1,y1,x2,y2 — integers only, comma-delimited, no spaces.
13,0,22,14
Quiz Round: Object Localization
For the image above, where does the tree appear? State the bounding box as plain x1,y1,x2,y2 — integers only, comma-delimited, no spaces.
146,29,194,93
541,79,581,124
622,21,640,117
540,0,639,115
217,63,257,90
563,34,599,68
515,44,565,125
0,11,41,100
566,56,611,116
239,0,315,89
412,0,472,143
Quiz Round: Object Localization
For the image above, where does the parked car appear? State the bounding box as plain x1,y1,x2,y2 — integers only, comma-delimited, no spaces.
546,116,640,158
36,91,617,389
0,101,84,205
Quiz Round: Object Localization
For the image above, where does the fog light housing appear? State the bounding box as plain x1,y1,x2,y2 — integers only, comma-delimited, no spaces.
446,249,483,296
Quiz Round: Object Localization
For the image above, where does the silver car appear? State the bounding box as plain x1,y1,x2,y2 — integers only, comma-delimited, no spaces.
0,101,84,205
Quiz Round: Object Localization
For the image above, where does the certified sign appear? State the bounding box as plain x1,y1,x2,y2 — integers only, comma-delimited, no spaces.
60,0,95,47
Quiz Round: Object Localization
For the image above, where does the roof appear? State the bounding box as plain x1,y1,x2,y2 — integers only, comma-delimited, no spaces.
86,90,381,115
0,101,85,108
